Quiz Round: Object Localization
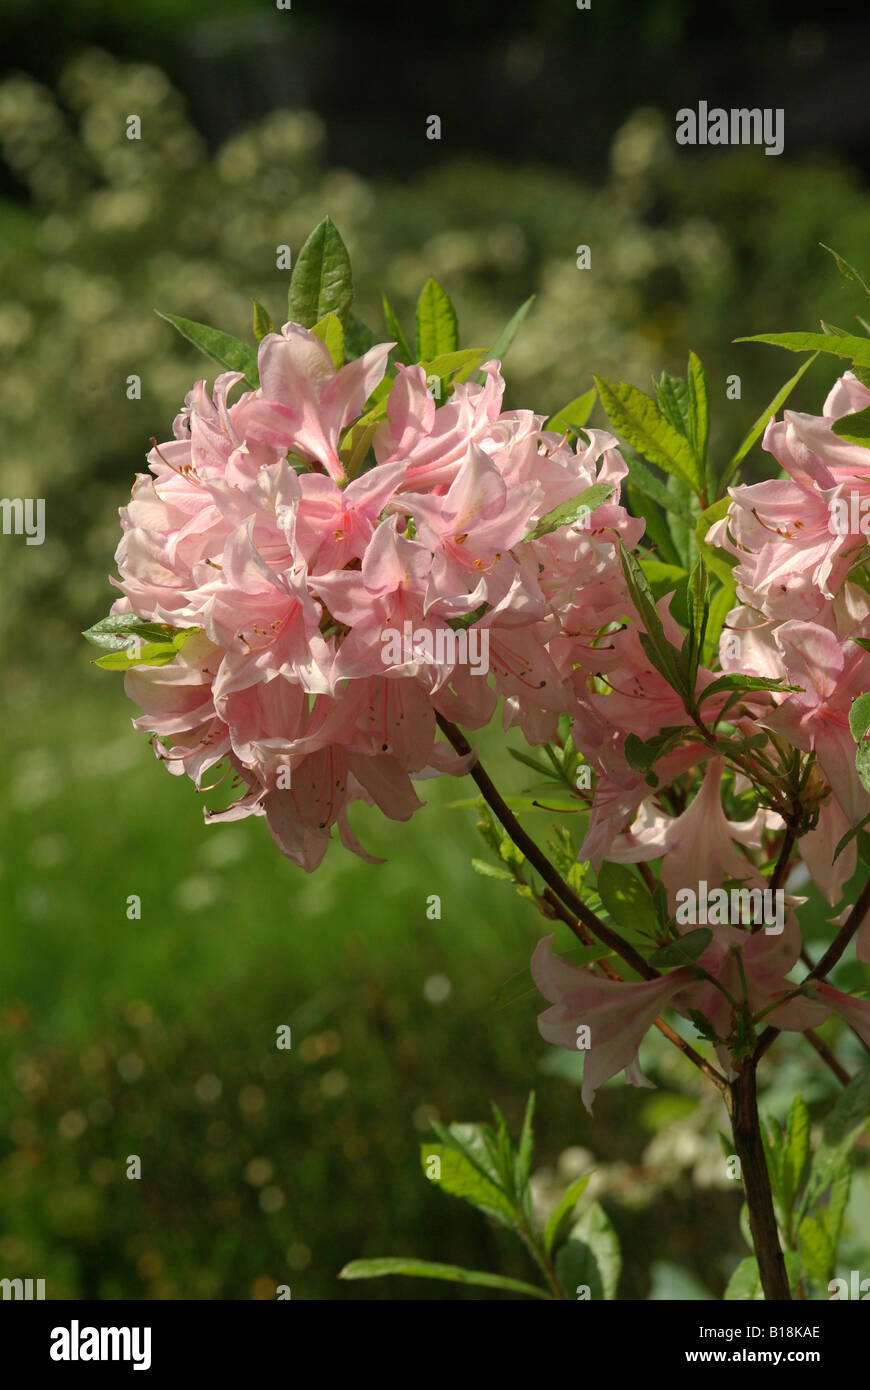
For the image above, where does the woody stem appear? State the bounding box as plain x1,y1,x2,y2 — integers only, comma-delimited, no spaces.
436,713,727,1092
726,1056,791,1300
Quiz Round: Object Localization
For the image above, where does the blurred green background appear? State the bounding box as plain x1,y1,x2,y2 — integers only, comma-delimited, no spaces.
1,2,869,1299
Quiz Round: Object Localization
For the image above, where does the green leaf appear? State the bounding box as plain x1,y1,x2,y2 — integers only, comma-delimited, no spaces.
489,295,535,362
556,1203,621,1300
720,351,819,492
654,371,691,439
344,312,378,361
288,217,353,329
687,351,711,480
544,1174,591,1255
338,1257,549,1299
625,451,693,519
798,1063,870,1222
251,299,274,342
833,406,870,446
698,672,794,705
683,555,709,695
515,1091,536,1192
594,376,703,495
857,741,870,794
508,747,562,781
525,483,613,541
381,293,412,364
155,311,258,388
420,1141,515,1226
648,929,712,970
597,861,658,936
724,1252,801,1300
694,497,734,586
312,310,344,367
83,614,179,651
849,692,870,742
703,577,737,667
640,560,688,600
419,348,487,389
785,1092,811,1208
415,277,459,360
724,1255,762,1300
618,538,687,695
833,810,870,864
93,643,176,671
470,858,514,881
547,388,597,436
623,726,692,778
798,1213,835,1287
735,331,870,365
819,243,870,297
825,1158,852,1250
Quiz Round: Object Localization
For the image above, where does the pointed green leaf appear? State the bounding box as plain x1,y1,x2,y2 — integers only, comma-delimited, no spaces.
544,1174,592,1255
470,858,514,881
857,741,870,794
849,692,870,742
594,377,703,494
735,331,870,365
798,1213,835,1287
698,673,795,705
525,483,613,541
687,352,710,469
833,406,870,446
251,299,274,343
720,351,819,492
819,243,870,297
415,277,459,360
785,1093,811,1207
648,929,712,970
312,310,344,367
547,388,596,436
155,311,258,388
597,861,658,936
515,1091,536,1191
625,452,693,520
381,293,412,364
618,538,688,694
654,371,691,438
556,1202,621,1300
490,295,535,362
288,217,353,328
344,312,378,361
83,614,180,651
338,1257,549,1299
694,497,734,586
798,1063,870,1222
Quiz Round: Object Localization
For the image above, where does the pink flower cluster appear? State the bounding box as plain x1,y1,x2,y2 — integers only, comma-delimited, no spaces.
532,371,870,1108
113,322,637,870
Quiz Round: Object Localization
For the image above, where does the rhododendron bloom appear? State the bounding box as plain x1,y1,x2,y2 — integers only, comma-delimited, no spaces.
111,320,637,869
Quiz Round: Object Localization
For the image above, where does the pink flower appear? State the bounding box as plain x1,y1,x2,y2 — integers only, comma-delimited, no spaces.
531,934,695,1112
235,324,393,483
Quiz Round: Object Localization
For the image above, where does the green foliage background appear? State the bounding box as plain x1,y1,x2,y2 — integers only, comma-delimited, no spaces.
1,46,869,1299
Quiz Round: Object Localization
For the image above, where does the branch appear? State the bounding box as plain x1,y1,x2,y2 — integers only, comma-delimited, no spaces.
804,873,870,983
437,713,727,1092
437,714,655,980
